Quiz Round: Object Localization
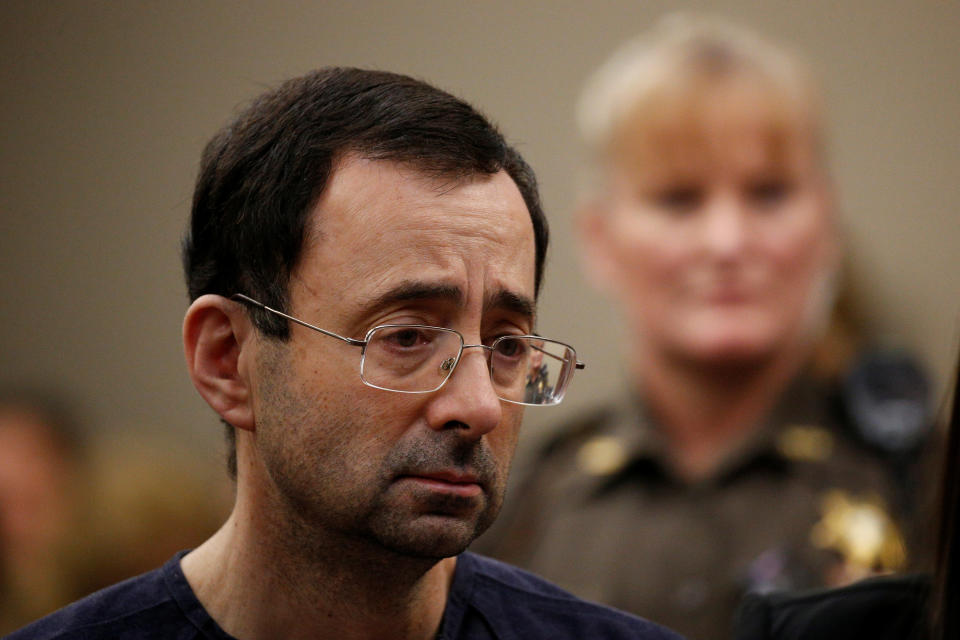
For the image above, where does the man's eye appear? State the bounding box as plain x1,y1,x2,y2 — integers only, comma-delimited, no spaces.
381,327,429,348
496,340,519,357
394,329,420,347
493,338,528,358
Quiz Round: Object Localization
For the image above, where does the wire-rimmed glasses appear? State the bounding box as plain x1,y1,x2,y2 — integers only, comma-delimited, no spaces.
232,294,585,406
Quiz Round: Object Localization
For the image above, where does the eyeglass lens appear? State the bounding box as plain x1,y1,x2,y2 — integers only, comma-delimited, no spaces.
359,327,574,406
361,326,461,393
495,337,575,406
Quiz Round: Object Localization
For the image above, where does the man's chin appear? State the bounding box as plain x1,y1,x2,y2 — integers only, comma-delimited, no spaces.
372,513,489,559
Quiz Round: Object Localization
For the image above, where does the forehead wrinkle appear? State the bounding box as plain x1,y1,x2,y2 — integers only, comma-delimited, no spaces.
393,209,516,246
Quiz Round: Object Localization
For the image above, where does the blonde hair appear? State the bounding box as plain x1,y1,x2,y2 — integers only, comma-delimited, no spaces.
577,13,823,162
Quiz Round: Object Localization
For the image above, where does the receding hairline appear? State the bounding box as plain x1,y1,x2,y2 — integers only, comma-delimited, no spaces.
299,153,539,292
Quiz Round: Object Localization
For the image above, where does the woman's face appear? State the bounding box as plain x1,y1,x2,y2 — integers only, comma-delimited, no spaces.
583,86,838,367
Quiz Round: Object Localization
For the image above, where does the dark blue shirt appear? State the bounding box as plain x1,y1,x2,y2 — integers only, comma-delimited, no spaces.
7,551,682,639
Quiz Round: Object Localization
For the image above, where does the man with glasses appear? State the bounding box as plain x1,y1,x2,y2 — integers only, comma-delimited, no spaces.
9,68,680,639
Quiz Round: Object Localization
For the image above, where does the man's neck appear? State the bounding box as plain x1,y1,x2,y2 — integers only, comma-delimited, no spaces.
634,342,807,481
181,497,455,640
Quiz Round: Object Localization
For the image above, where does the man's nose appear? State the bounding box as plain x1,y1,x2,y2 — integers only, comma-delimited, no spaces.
424,346,503,439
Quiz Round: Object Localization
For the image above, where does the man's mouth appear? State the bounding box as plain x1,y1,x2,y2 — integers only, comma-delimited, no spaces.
396,470,483,498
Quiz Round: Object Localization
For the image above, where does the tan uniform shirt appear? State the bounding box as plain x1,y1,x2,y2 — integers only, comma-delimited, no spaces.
475,378,909,640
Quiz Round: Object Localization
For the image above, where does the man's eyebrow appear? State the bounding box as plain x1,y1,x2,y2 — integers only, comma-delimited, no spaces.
485,288,536,322
365,281,464,313
362,282,534,322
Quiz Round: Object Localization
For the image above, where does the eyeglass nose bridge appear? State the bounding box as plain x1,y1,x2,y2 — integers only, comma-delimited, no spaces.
439,343,495,380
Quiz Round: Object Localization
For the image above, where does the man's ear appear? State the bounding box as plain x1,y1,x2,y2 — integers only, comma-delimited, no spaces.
183,294,256,432
576,201,620,295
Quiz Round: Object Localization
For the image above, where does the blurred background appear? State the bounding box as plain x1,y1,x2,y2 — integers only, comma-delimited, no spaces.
0,0,958,625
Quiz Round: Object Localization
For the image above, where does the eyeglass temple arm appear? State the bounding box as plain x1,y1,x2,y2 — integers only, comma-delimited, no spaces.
529,343,586,370
230,294,366,347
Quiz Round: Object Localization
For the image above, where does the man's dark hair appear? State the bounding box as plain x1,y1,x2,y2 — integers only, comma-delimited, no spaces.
182,67,549,478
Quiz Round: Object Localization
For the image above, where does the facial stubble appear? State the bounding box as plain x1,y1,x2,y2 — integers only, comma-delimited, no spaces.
253,341,512,562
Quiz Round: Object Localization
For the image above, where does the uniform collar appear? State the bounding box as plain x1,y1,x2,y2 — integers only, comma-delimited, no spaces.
570,372,838,497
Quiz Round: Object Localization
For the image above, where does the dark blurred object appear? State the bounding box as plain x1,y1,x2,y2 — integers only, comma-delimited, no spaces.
838,347,934,533
735,573,929,640
841,348,932,457
931,346,960,639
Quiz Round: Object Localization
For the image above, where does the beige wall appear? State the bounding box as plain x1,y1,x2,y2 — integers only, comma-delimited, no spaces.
2,1,958,451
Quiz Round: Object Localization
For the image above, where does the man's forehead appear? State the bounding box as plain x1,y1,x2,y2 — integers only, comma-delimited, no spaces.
293,157,537,323
309,158,530,238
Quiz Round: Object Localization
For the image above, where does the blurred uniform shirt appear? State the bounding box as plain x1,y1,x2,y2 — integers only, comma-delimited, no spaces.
475,368,925,640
